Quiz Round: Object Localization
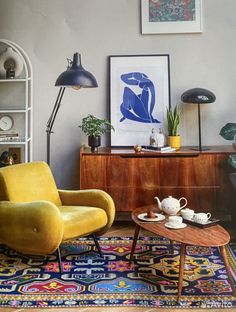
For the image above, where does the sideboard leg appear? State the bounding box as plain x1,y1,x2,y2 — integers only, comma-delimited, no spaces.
220,245,236,296
129,224,140,262
177,243,186,303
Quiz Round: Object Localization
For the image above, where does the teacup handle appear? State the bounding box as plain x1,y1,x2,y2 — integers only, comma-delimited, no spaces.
179,197,188,209
207,212,211,219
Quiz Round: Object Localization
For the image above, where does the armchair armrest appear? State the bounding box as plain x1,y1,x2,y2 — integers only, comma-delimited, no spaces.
59,189,115,234
0,200,64,255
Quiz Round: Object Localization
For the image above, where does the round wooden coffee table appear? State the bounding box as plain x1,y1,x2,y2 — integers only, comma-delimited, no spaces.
130,205,235,302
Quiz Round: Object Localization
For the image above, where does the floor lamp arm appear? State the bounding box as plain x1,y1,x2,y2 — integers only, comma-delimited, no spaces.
46,87,66,165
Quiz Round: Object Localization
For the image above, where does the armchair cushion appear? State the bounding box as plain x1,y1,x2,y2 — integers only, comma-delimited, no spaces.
59,206,107,241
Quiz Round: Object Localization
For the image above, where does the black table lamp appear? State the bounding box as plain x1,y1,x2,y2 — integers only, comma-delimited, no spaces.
46,52,98,165
181,88,216,151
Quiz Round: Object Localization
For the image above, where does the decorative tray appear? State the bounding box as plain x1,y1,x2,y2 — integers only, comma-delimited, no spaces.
183,218,220,228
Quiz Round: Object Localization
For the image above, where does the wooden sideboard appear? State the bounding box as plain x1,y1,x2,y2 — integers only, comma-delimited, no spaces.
80,146,236,218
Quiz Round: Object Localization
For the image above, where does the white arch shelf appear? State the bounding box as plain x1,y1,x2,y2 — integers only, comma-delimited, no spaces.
0,39,33,162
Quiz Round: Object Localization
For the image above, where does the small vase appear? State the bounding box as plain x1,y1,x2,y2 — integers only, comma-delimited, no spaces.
167,135,181,150
88,135,101,152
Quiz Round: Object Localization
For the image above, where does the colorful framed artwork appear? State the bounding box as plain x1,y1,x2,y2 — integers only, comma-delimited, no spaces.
141,0,203,34
109,55,170,147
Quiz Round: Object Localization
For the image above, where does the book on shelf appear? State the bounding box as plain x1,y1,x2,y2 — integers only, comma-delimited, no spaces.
0,130,18,137
142,145,176,153
0,137,24,142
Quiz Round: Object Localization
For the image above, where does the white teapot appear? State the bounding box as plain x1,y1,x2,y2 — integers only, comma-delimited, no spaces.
155,195,188,216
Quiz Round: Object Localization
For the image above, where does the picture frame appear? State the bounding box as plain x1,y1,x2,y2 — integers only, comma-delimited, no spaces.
109,54,170,147
141,0,203,34
8,147,21,164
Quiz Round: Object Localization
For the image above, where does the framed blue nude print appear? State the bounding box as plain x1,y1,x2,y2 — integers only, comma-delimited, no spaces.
109,54,170,147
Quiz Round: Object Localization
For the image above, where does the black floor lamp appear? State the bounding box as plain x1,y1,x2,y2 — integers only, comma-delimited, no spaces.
46,52,98,165
181,88,216,151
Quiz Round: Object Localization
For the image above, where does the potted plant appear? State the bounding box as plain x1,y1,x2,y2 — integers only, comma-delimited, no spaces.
79,114,114,152
166,105,181,150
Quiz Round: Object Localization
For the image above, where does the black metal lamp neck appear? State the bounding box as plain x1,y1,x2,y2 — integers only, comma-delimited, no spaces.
71,53,84,70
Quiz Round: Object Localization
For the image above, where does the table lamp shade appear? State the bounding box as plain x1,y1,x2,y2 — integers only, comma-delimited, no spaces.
181,88,216,104
181,88,216,151
55,52,98,88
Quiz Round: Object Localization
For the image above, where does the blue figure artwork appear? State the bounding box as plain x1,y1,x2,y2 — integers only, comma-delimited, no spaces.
120,72,160,123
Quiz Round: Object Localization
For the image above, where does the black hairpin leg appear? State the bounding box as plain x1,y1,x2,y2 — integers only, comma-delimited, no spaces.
56,247,63,273
92,233,103,257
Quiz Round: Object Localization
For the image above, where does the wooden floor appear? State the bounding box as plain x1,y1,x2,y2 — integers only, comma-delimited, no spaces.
0,220,235,312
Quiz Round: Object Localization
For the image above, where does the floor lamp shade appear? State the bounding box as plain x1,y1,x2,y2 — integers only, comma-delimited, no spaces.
55,53,98,88
46,52,98,165
181,88,216,151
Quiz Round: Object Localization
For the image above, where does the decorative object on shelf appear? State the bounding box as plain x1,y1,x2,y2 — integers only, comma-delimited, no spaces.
134,144,142,153
149,128,157,147
181,87,216,151
46,53,98,164
6,65,15,79
109,54,170,147
166,105,181,150
0,47,24,78
9,147,21,164
155,195,188,216
79,114,114,152
0,151,13,167
157,128,165,147
0,115,13,131
141,0,203,34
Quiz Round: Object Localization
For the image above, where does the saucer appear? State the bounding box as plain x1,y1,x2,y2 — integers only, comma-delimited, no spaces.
165,222,187,229
138,213,165,222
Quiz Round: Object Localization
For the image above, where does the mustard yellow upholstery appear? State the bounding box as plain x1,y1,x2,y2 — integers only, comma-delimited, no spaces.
0,161,115,255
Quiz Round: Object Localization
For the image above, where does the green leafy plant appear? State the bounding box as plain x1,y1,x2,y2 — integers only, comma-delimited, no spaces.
166,105,180,136
219,123,236,140
220,122,236,168
79,114,114,137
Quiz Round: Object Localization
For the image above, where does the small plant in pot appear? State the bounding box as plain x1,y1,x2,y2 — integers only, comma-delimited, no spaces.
79,114,114,152
166,105,181,150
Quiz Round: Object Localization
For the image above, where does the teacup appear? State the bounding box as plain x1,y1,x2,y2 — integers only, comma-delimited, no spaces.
193,212,211,224
168,215,183,227
181,208,194,220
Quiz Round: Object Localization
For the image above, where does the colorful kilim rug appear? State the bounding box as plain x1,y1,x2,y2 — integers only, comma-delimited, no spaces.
0,236,235,309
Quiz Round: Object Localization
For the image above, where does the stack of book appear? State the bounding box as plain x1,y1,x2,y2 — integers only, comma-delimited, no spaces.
0,130,19,142
142,145,176,153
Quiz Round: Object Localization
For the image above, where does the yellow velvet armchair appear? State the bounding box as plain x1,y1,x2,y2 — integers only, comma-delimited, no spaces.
0,161,115,271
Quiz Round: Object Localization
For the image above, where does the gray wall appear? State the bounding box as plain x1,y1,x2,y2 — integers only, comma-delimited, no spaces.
0,0,235,188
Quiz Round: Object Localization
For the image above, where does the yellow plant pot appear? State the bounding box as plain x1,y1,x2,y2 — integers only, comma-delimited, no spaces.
167,135,181,150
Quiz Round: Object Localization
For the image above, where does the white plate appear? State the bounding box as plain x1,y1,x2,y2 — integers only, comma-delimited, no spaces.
165,222,187,229
138,213,165,222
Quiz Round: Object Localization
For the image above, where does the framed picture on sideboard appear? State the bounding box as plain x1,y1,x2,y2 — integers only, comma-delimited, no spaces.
109,54,170,147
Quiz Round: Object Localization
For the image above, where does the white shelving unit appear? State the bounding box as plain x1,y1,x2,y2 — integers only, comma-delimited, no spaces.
0,39,33,162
